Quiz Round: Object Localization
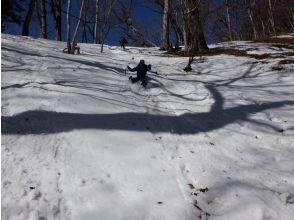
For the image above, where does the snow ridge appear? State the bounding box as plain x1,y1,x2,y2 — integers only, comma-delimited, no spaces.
2,34,294,220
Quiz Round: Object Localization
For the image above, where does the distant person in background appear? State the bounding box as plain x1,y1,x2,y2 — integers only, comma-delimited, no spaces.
127,60,151,87
118,36,128,49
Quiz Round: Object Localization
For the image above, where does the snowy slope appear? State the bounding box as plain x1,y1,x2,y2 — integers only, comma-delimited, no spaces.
2,34,294,220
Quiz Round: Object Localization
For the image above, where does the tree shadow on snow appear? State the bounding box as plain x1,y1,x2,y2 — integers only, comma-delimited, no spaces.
2,44,294,135
2,99,293,135
1,45,125,76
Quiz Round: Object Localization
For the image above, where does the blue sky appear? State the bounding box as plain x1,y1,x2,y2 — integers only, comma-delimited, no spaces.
3,0,221,45
3,0,163,46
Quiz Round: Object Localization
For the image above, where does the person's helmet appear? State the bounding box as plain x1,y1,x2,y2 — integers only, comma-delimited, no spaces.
139,60,145,65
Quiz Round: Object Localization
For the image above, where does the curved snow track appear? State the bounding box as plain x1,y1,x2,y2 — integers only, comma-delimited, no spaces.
2,34,294,220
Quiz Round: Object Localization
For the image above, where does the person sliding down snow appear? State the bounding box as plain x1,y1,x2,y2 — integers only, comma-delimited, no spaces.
127,60,151,87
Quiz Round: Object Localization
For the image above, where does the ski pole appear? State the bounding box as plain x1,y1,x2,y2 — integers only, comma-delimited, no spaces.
149,70,158,75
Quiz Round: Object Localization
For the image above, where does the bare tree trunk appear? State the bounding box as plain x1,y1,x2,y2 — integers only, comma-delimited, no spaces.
100,0,115,52
182,0,208,72
170,10,184,49
51,0,62,41
182,7,188,52
66,0,71,53
182,0,208,55
94,0,100,44
37,0,47,38
245,0,257,40
82,2,88,43
113,0,155,47
100,42,104,53
22,0,36,36
288,7,294,31
162,0,170,50
70,0,88,54
287,4,294,31
260,18,266,37
225,0,233,41
195,7,208,51
268,0,276,36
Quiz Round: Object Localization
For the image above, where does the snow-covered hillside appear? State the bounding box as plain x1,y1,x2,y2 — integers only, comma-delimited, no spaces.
2,34,294,220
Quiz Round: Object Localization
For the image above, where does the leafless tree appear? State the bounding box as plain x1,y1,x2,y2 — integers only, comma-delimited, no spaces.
51,0,62,41
162,0,170,50
113,0,156,47
152,0,180,48
70,0,88,54
244,0,257,39
37,0,47,38
63,0,88,54
181,0,208,54
180,0,208,72
225,0,233,41
81,1,89,43
22,0,36,36
268,0,276,36
98,0,117,52
66,0,71,53
285,0,294,31
171,4,184,49
93,0,100,44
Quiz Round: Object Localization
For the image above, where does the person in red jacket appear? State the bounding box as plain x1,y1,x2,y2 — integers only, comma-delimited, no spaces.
118,36,128,49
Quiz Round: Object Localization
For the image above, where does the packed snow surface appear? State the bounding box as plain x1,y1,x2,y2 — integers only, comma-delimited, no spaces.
2,34,294,220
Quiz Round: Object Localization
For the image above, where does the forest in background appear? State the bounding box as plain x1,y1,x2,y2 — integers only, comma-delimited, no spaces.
2,0,294,54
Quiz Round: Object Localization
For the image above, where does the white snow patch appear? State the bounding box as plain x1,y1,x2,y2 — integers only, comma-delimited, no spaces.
2,34,294,220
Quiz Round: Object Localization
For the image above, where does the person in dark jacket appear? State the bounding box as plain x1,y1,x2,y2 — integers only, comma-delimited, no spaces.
127,60,151,87
118,36,128,49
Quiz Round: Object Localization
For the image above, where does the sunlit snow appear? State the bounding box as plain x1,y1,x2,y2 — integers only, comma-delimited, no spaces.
2,34,294,220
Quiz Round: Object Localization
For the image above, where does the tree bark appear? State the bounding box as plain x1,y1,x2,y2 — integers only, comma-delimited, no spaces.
162,0,170,50
245,0,257,40
268,0,276,36
182,6,188,51
51,0,62,41
38,0,47,39
260,18,266,38
82,1,88,43
182,0,208,55
66,0,71,53
70,0,88,54
225,0,233,41
22,0,36,36
94,0,100,44
170,10,184,49
288,7,294,31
